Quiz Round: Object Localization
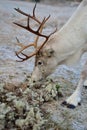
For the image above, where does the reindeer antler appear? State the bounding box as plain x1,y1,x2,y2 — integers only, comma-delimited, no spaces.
14,4,56,62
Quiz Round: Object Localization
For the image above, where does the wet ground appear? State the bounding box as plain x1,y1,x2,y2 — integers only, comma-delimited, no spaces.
0,0,87,130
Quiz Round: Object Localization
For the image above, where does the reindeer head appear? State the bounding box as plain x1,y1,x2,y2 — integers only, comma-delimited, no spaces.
14,4,57,83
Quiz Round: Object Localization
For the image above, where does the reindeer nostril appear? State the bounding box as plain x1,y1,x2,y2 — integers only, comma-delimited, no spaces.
33,80,36,83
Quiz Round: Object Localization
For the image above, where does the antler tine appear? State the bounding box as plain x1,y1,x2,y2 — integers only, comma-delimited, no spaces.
33,3,37,17
14,3,41,24
16,51,38,62
37,15,50,32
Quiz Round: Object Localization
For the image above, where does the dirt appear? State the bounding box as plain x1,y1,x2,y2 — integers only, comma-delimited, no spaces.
0,0,87,130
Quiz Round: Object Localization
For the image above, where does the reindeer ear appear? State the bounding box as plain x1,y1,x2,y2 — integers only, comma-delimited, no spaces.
46,48,54,57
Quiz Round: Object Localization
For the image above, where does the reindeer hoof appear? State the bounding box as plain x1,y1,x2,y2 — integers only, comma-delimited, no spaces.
61,101,81,109
61,101,76,109
67,104,76,109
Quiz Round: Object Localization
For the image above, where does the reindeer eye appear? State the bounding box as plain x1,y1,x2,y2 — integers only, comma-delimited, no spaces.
38,61,43,66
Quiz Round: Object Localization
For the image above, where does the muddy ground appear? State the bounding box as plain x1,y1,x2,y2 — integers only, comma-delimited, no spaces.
0,0,87,130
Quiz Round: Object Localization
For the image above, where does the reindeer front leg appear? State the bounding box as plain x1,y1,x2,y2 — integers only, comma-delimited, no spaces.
62,61,87,109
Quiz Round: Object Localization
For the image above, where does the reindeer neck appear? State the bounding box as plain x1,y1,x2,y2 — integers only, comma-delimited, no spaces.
45,0,87,65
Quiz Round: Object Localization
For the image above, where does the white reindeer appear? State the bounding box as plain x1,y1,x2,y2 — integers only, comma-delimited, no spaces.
14,0,87,109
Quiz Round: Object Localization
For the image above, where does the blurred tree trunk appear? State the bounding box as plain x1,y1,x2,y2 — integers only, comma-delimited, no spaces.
31,0,40,2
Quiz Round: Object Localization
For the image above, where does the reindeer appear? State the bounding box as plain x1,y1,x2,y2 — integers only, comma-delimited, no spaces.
14,0,87,109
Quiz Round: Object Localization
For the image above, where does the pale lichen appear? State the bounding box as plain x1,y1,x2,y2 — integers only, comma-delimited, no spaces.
0,78,61,129
16,107,45,130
